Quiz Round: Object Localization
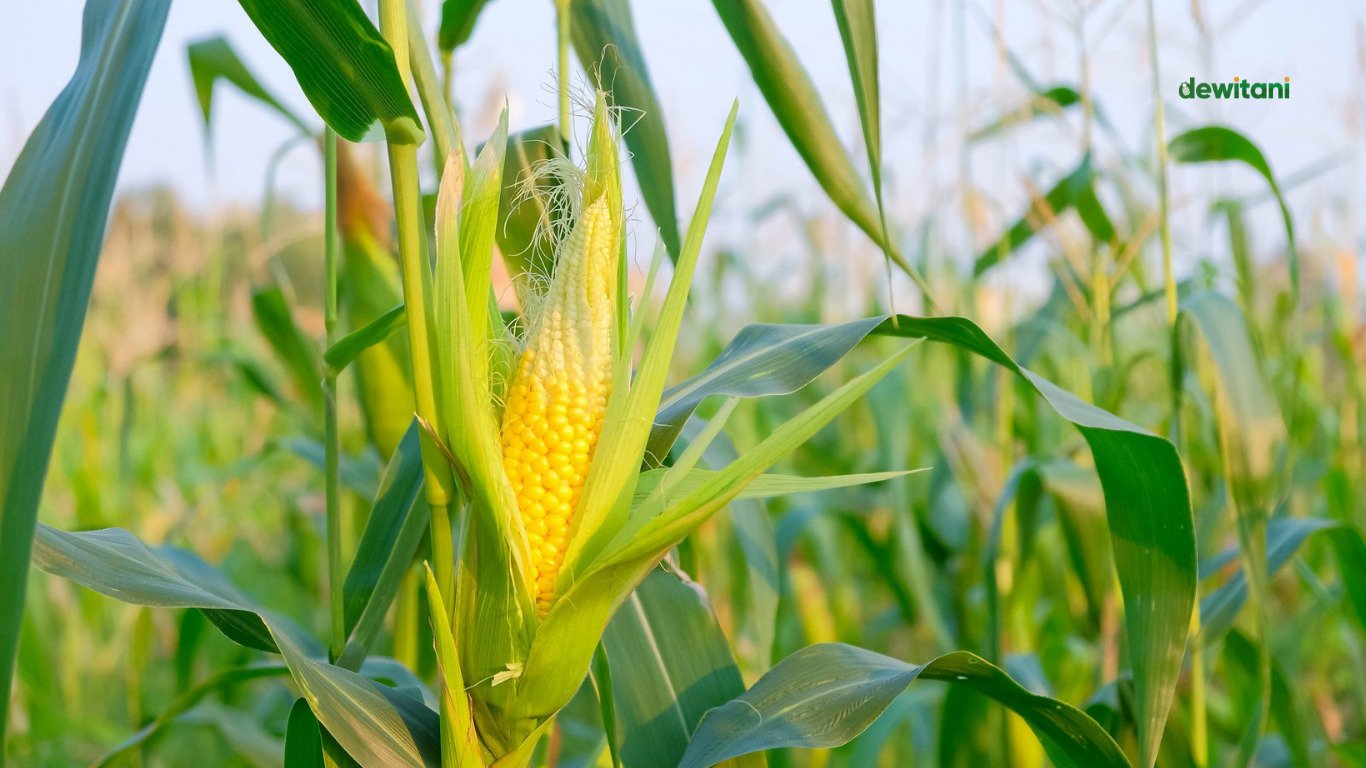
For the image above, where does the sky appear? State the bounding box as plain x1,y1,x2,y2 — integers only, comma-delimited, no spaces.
2,1,1363,298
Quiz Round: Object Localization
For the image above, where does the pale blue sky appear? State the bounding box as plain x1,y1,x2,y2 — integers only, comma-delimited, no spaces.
2,1,1362,295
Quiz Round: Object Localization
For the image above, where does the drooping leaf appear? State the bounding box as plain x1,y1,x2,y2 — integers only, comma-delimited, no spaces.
829,0,891,272
571,0,681,258
1170,126,1297,296
650,315,1195,766
0,0,170,744
187,34,309,138
235,0,423,143
678,643,1129,768
32,526,440,767
709,0,925,290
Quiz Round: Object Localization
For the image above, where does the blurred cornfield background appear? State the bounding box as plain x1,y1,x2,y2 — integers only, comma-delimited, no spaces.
3,0,1365,767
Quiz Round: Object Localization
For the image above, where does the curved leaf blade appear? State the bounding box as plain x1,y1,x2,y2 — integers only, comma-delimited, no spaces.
571,0,681,257
650,314,1196,765
32,525,439,767
187,34,309,137
235,0,423,143
0,0,170,743
1169,126,1296,295
678,643,1130,768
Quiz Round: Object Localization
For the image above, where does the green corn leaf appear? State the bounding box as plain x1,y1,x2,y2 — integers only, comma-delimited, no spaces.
335,151,417,460
710,0,926,291
0,0,169,745
187,34,309,137
284,698,326,767
677,643,1129,768
830,0,892,271
338,423,429,669
326,303,407,374
973,156,1116,276
650,318,890,462
438,0,494,52
602,566,748,768
571,0,681,258
32,525,440,767
252,284,325,412
1170,126,1296,297
235,0,423,144
648,314,1195,765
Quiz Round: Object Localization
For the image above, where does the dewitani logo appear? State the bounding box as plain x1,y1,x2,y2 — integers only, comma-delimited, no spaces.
1179,76,1290,100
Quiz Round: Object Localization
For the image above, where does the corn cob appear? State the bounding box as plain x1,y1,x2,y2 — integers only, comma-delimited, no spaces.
500,195,616,613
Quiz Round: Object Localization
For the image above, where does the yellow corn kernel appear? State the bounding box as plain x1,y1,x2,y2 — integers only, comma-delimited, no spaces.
500,196,616,614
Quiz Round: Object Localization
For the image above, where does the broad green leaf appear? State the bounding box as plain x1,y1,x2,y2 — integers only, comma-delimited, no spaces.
1170,126,1297,296
649,318,891,462
439,0,494,52
235,0,423,144
602,566,748,768
32,526,440,767
677,643,1129,768
973,156,1116,276
0,0,169,745
284,698,326,767
650,314,1195,766
571,0,681,258
326,303,407,373
338,423,429,669
710,0,925,289
187,34,309,137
